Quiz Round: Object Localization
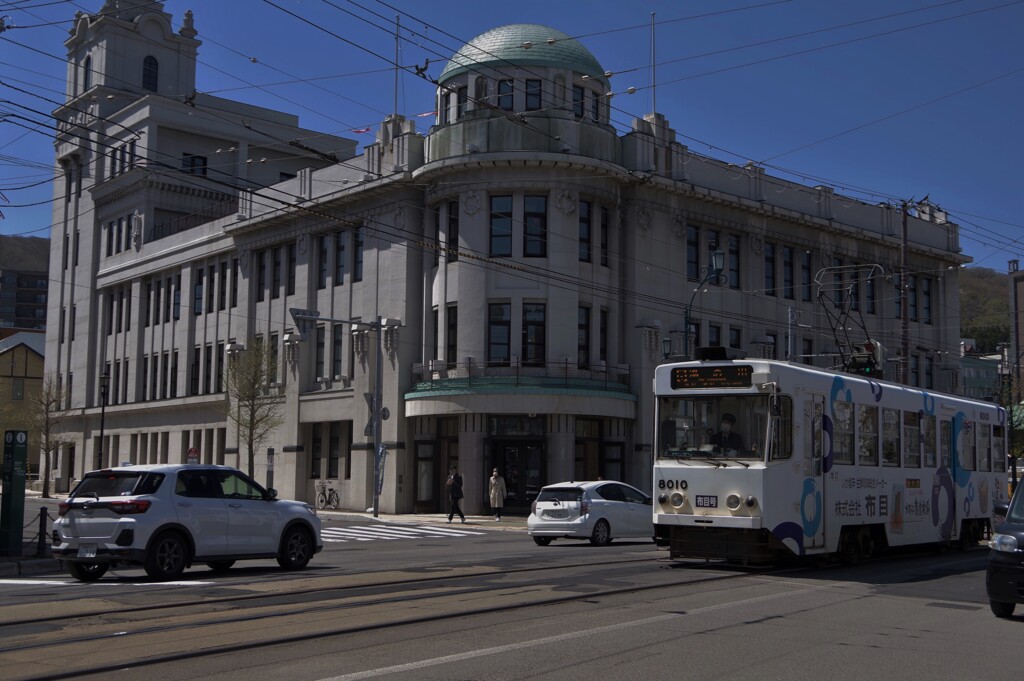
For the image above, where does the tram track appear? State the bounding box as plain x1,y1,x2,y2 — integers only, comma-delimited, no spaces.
6,557,775,681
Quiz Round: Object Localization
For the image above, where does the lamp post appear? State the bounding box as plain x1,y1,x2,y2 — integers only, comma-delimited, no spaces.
683,249,724,359
98,371,110,469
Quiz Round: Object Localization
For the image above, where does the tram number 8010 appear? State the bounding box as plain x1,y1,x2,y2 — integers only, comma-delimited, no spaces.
658,479,688,491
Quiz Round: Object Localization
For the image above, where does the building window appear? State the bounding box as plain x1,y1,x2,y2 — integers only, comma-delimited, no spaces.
523,303,546,366
600,206,609,267
164,276,173,323
315,325,326,378
353,226,364,282
173,274,181,320
488,303,511,366
334,232,346,285
782,246,794,299
218,260,228,310
193,269,203,315
181,153,207,176
332,324,344,378
922,277,932,324
190,348,200,396
599,308,608,362
867,270,876,314
800,250,812,302
202,345,212,395
11,377,24,401
525,79,542,111
498,79,513,111
206,265,215,313
456,86,467,119
83,55,92,91
802,338,813,365
578,306,590,369
573,86,585,118
310,424,322,479
446,304,458,365
729,327,741,350
727,235,740,289
447,200,459,262
764,242,776,296
591,91,600,121
908,274,918,321
686,225,699,280
287,243,296,296
489,195,512,257
231,258,239,308
142,55,159,92
270,247,282,300
317,236,328,290
578,200,591,262
523,195,547,257
328,422,341,479
709,324,721,347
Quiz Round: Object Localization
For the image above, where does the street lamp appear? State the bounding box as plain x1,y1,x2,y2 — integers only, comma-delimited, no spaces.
683,249,725,359
98,371,110,468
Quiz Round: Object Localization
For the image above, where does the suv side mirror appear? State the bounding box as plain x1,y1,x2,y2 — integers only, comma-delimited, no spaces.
265,488,278,501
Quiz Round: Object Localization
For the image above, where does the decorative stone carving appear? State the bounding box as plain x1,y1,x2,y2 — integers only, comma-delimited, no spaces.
297,233,308,255
671,213,686,238
750,234,763,255
637,208,651,231
238,248,250,275
463,190,481,216
556,189,576,215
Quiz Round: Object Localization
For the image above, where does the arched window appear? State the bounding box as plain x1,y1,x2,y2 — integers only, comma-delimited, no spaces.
142,56,159,92
82,56,92,92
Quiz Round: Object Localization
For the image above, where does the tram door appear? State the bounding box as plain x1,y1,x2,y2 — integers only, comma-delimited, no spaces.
489,441,544,513
804,395,826,550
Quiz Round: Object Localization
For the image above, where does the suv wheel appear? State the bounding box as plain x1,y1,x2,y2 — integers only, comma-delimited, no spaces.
990,600,1016,618
277,526,313,570
67,561,108,582
145,532,188,580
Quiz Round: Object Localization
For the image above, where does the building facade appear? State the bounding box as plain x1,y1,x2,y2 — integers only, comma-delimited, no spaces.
0,236,50,331
45,6,968,512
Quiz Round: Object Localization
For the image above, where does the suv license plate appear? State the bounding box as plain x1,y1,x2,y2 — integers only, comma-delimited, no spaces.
77,544,97,559
695,495,718,508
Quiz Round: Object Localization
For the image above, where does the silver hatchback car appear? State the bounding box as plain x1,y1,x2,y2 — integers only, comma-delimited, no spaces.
527,480,653,546
52,464,322,581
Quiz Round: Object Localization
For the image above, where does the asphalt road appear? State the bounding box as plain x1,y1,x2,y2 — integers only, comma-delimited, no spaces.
0,517,1020,681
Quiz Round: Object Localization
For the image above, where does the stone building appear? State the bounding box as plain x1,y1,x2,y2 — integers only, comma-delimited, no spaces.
45,5,967,511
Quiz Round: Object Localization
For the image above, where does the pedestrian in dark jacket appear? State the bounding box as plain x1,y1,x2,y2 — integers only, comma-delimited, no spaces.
446,466,465,523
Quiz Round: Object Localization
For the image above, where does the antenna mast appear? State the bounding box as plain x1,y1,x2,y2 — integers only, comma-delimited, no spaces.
650,12,656,113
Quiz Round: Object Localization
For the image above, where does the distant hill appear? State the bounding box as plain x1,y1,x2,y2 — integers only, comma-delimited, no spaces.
960,267,1010,353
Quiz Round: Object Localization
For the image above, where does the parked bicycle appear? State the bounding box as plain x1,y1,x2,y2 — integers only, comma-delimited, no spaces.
316,479,340,510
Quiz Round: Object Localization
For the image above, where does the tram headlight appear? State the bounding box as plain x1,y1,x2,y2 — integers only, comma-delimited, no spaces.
669,492,686,509
726,494,741,510
990,533,1020,553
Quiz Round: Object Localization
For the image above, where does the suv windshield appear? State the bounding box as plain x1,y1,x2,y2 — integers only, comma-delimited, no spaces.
657,395,792,461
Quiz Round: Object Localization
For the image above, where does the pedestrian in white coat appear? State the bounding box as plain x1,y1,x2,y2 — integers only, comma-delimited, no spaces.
489,468,507,521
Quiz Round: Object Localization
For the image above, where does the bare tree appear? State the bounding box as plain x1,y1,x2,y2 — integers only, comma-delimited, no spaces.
23,372,74,498
222,339,285,477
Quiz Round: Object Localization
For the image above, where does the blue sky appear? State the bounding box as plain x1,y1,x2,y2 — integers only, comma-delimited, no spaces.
1,0,1022,272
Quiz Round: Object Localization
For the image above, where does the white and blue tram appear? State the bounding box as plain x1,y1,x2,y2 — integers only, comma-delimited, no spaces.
653,349,1007,563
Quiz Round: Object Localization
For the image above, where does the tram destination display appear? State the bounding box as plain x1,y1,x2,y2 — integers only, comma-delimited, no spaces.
670,365,753,389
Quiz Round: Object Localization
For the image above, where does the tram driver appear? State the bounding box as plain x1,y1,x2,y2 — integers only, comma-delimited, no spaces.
708,412,745,456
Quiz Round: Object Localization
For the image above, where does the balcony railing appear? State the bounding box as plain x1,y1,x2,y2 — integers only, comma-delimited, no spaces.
409,357,631,393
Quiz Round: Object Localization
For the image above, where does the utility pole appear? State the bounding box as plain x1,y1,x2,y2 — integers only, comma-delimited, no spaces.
900,201,910,384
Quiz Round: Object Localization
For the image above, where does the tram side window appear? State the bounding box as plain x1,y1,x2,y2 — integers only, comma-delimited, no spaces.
994,425,1006,472
922,414,937,467
882,408,900,466
833,401,854,465
978,423,991,472
903,411,921,468
857,404,878,466
962,420,976,471
939,420,951,468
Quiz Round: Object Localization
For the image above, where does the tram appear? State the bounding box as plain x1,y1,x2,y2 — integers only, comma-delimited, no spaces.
653,348,1007,563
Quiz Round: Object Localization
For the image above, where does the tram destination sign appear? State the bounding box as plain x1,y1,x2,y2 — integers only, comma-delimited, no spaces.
671,365,753,389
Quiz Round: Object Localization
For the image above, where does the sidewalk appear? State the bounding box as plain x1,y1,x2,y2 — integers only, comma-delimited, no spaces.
0,487,524,577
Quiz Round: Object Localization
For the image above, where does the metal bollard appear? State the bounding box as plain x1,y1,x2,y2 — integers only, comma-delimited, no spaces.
37,507,47,557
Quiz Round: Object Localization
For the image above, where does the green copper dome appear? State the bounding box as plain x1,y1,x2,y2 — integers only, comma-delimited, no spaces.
438,24,606,85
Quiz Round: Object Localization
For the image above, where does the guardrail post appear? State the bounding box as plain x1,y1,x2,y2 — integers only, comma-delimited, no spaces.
37,507,47,557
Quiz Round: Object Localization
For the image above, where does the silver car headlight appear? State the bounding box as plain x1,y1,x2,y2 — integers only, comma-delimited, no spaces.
990,533,1019,553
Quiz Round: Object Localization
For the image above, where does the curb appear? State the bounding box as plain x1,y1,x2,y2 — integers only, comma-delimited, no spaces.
0,558,62,577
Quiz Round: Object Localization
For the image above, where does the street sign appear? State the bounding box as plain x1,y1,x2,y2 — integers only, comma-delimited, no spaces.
288,308,321,341
1,431,28,557
186,446,199,464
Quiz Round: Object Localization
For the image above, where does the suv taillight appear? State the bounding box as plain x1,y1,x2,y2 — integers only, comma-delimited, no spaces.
580,495,591,515
531,500,537,515
108,500,152,514
58,502,70,517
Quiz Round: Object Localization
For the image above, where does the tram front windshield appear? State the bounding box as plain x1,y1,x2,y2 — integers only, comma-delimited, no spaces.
657,395,771,461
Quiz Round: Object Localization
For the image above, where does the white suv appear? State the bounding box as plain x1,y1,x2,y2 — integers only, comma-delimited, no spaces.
52,464,322,581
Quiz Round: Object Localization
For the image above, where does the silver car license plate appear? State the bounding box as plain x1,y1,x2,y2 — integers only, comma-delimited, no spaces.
695,495,718,508
77,544,97,558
